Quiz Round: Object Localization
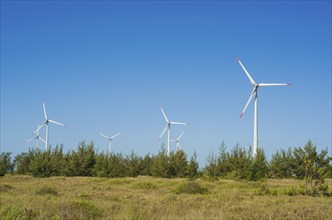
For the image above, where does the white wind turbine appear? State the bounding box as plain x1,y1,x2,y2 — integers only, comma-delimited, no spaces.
158,107,188,157
237,57,292,157
38,103,66,150
100,132,120,158
26,124,46,149
171,132,185,151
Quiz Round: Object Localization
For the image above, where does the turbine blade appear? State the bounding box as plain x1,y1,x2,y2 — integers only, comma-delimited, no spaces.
236,57,256,85
25,138,35,143
100,133,110,139
170,121,188,125
111,133,120,139
38,137,46,143
158,125,168,140
177,132,184,140
241,87,256,118
48,119,65,126
43,103,48,119
33,123,45,134
177,142,182,150
258,83,292,87
160,107,169,123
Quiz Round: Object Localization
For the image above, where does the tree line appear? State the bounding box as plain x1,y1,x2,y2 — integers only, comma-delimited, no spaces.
1,140,331,183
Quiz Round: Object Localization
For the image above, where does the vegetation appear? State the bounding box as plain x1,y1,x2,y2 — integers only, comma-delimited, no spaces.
0,175,331,219
0,152,14,176
1,140,330,183
1,140,331,219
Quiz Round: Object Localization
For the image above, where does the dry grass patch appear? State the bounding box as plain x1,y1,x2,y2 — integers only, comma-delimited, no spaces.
1,175,331,219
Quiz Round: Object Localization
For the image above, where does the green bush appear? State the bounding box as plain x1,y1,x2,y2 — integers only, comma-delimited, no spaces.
131,182,158,190
173,181,208,194
0,184,13,192
35,186,58,196
283,186,302,196
0,152,14,176
0,207,37,220
60,200,102,219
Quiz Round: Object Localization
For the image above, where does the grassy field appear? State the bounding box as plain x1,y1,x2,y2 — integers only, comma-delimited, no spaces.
0,175,331,219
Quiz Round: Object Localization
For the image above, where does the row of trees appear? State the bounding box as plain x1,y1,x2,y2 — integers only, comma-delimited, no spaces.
1,141,199,179
203,140,331,181
1,140,331,182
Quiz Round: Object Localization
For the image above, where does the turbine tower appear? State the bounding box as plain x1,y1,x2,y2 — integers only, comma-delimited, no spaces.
40,103,65,150
171,132,185,151
158,107,188,157
26,124,46,149
237,57,292,157
100,132,120,158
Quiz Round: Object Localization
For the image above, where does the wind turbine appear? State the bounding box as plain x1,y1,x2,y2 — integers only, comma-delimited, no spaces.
100,132,120,158
26,124,46,149
158,107,188,157
40,103,65,150
237,57,292,157
171,132,185,151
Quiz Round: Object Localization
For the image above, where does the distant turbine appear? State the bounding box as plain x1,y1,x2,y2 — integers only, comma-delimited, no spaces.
171,132,185,151
158,107,188,157
26,124,46,149
237,57,292,157
100,132,120,158
39,103,66,150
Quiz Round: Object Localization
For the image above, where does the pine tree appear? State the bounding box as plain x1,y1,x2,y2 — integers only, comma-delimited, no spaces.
126,151,142,177
65,141,96,176
170,150,188,178
186,151,199,180
0,152,14,176
249,148,268,180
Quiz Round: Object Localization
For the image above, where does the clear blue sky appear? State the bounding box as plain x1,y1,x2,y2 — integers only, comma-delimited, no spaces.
1,1,331,166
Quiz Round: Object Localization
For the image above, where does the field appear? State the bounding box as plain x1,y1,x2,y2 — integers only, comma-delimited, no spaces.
0,175,331,219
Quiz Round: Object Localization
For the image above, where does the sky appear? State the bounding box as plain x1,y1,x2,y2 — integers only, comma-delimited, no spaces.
1,0,331,167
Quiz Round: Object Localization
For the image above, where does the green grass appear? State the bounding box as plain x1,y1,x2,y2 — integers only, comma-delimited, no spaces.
0,175,331,219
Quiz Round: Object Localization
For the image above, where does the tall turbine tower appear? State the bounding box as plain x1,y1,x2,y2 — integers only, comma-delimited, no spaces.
237,57,292,157
100,132,120,158
40,103,66,150
158,107,188,157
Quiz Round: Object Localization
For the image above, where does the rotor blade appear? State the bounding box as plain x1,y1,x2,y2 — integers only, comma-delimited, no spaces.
236,57,256,85
111,133,120,139
177,142,182,150
38,137,46,143
160,107,169,123
177,132,184,140
33,123,45,134
48,119,65,126
158,125,168,140
258,83,292,87
241,87,256,118
43,103,48,120
100,133,110,139
25,138,35,143
170,121,188,125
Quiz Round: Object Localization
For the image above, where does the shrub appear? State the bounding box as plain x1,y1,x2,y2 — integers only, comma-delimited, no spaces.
0,152,14,176
283,186,302,196
131,182,158,190
35,186,58,196
59,200,102,219
0,184,13,192
173,181,208,194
